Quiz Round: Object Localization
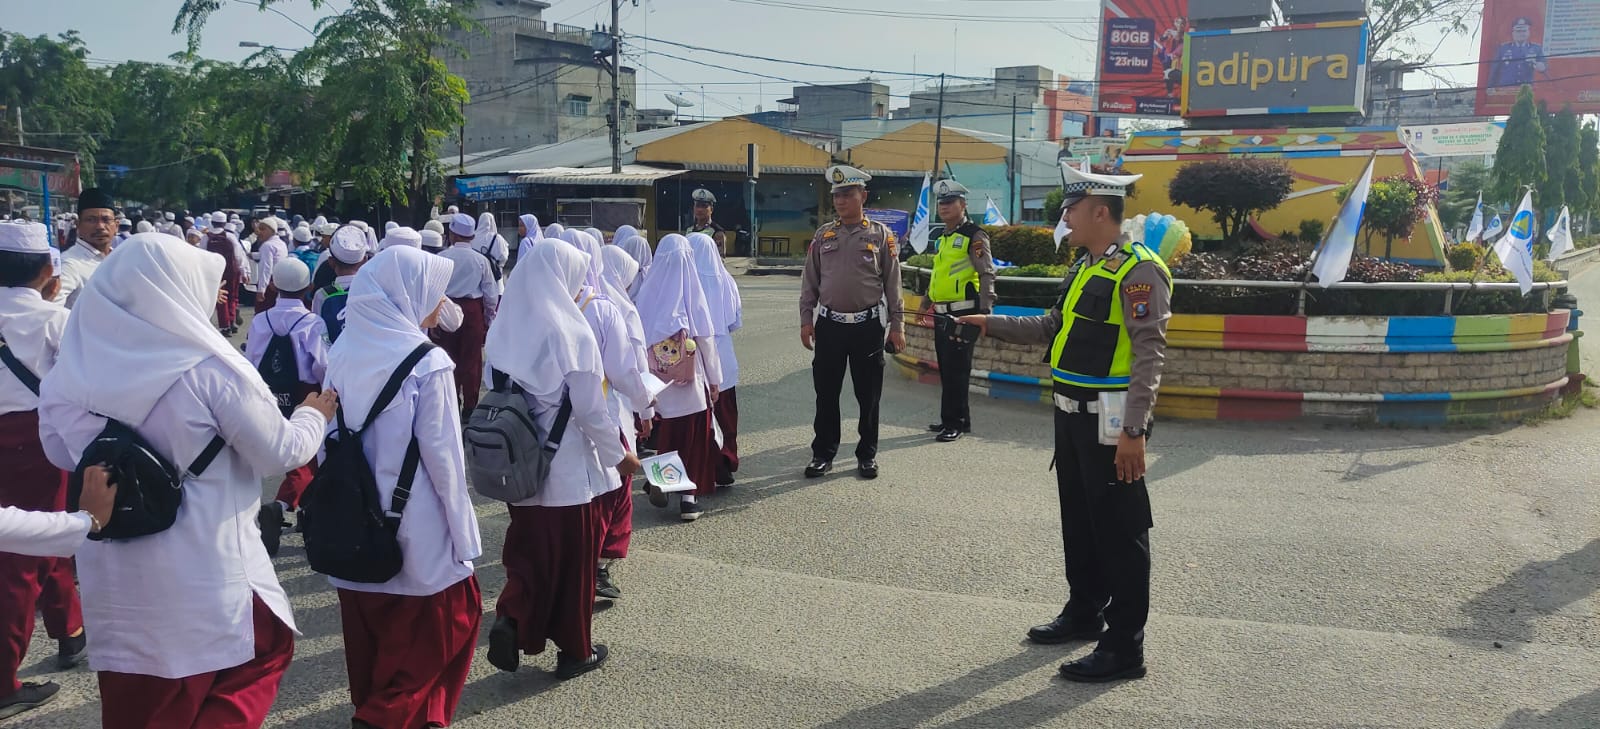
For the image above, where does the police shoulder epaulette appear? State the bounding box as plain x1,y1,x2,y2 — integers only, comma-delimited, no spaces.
1101,249,1131,274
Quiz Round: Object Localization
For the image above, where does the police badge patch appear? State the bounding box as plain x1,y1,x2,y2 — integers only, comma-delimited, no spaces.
1124,282,1153,319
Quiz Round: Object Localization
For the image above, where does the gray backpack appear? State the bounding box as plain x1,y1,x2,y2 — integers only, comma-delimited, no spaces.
464,370,571,503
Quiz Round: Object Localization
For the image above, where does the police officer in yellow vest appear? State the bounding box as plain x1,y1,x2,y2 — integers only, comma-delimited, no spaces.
959,163,1171,683
926,180,995,443
687,188,727,251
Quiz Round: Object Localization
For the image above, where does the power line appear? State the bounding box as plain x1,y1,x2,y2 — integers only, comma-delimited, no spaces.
722,0,1101,24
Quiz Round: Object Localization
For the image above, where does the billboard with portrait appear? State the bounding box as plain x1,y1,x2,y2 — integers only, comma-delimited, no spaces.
1475,0,1600,115
1095,0,1189,118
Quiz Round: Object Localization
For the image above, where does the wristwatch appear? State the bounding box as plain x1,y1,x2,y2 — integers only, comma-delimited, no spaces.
1121,425,1148,439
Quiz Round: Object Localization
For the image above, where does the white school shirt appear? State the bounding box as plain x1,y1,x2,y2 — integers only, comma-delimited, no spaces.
580,291,654,450
0,287,68,415
439,243,500,314
476,233,510,295
244,299,329,386
515,370,626,508
714,334,739,390
325,349,482,596
255,236,288,292
54,239,109,309
310,273,357,320
0,507,92,557
653,334,723,420
38,357,325,678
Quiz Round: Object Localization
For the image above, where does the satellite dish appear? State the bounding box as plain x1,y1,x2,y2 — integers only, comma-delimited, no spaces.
665,93,695,108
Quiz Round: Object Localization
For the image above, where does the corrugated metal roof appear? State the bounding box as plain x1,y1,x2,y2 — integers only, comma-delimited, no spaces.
514,165,688,186
461,123,711,175
680,162,925,178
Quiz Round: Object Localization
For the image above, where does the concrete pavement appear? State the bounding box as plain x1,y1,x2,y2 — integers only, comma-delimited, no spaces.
14,272,1600,728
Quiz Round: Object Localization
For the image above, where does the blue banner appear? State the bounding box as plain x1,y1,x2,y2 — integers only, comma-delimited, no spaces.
865,208,910,243
454,175,526,202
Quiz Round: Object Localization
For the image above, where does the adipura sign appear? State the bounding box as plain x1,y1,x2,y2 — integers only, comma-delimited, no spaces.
1181,20,1369,117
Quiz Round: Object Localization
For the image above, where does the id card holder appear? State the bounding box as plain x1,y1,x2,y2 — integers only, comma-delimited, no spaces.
1097,391,1126,446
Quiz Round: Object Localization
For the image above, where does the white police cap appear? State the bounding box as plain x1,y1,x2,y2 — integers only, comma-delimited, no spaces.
1060,161,1142,201
826,165,871,191
933,179,969,201
691,188,716,204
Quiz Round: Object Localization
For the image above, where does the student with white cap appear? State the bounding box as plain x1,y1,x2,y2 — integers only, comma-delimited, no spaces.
244,258,330,553
205,212,245,335
377,226,422,253
420,227,446,253
0,222,86,720
312,226,375,344
436,213,499,413
37,233,338,729
253,216,290,314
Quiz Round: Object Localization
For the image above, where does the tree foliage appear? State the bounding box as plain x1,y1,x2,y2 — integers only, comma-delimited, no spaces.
1437,160,1489,231
1338,175,1436,257
1366,0,1477,63
0,31,113,186
1491,86,1546,206
1544,106,1582,218
1581,121,1599,219
1167,158,1293,242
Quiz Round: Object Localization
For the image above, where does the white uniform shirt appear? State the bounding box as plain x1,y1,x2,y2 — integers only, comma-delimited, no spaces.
245,299,329,386
325,350,482,596
0,507,92,558
255,236,288,292
580,291,655,444
0,287,69,415
653,335,723,420
54,239,109,309
310,273,357,321
476,234,510,295
39,357,325,678
515,370,626,508
715,334,739,390
439,244,500,315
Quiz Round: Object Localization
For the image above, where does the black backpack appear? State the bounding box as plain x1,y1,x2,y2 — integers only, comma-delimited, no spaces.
0,335,40,395
256,313,311,417
319,284,350,343
67,421,226,541
477,246,503,282
300,342,434,584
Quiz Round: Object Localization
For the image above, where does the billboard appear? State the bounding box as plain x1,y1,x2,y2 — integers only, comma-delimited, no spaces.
0,143,81,199
1397,121,1506,158
1181,20,1370,117
1095,0,1189,117
1475,0,1600,115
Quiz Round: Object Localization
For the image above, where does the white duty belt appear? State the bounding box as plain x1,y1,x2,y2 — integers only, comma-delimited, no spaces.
818,304,882,325
1053,394,1100,414
931,300,977,314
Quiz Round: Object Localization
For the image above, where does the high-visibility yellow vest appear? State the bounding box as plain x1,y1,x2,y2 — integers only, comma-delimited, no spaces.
1049,241,1170,399
930,223,981,303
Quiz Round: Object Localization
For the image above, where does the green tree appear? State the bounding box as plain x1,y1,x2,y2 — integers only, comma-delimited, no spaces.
0,31,112,187
176,0,474,222
1167,158,1293,243
1491,86,1545,206
98,61,232,207
1543,105,1581,216
1580,121,1599,220
1367,0,1477,62
1337,175,1433,258
1438,160,1490,231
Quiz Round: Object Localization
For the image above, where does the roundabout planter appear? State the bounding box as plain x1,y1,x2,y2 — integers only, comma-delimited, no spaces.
894,285,1577,425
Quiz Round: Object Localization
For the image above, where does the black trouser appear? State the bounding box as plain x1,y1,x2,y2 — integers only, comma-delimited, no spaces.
933,314,974,431
1053,407,1153,654
811,316,884,461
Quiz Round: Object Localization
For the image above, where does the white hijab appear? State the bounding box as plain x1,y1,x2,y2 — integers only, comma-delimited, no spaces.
543,223,565,240
45,233,268,425
687,232,742,335
326,247,454,423
634,233,716,344
619,233,653,274
484,242,600,400
614,225,639,246
558,229,604,292
600,245,649,358
473,212,500,252
516,213,541,262
584,227,604,245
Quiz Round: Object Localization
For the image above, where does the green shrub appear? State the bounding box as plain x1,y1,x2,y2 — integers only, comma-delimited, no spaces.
1298,219,1326,243
998,263,1070,278
1445,242,1485,271
984,225,1069,266
905,253,934,268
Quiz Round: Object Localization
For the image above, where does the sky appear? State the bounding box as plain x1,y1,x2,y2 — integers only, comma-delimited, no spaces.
9,0,1484,120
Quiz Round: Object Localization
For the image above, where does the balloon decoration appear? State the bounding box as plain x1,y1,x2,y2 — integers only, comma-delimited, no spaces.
1121,212,1192,263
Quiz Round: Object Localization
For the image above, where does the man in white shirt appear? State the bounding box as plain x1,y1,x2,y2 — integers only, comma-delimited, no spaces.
252,217,288,315
436,214,500,413
54,188,118,309
0,222,86,720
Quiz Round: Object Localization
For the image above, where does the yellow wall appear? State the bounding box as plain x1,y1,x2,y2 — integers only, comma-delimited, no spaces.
1122,150,1446,265
843,122,1007,170
635,118,834,167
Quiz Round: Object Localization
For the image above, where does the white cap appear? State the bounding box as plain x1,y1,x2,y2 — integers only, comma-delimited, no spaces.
164,211,176,221
385,221,399,232
380,227,422,251
446,205,460,214
826,165,871,191
1059,161,1142,201
0,222,50,253
330,227,370,264
271,258,311,292
229,213,242,222
933,179,969,201
692,188,716,204
315,222,338,236
423,219,445,234
448,213,476,237
292,226,313,243
420,229,445,250
210,211,227,226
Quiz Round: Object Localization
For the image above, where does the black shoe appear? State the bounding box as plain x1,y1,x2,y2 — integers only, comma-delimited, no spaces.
642,483,668,508
55,631,87,670
487,614,520,673
679,500,703,522
928,422,947,432
555,644,608,680
715,462,735,486
1059,649,1146,683
596,565,622,600
0,681,60,720
258,502,282,557
804,458,832,478
1026,614,1105,645
857,458,878,479
936,428,963,443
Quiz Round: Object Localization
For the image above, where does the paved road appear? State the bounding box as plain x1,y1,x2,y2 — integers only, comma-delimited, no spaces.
17,271,1600,728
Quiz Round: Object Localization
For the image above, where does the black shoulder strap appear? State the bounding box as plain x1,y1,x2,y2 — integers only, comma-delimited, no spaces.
0,338,41,396
543,387,573,452
389,437,421,519
186,435,227,478
359,342,436,432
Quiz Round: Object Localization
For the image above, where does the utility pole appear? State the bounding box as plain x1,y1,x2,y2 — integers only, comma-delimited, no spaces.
931,74,946,181
610,0,623,174
1009,93,1018,222
458,98,466,174
14,106,23,146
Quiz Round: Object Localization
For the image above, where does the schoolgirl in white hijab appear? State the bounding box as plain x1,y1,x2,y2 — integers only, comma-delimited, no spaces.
617,233,653,297
632,233,723,519
482,241,635,678
515,213,541,265
36,233,333,727
687,232,744,484
543,222,565,241
473,212,510,290
322,246,483,728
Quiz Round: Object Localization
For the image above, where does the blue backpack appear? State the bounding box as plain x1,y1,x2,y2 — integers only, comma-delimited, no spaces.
319,284,350,343
292,248,320,275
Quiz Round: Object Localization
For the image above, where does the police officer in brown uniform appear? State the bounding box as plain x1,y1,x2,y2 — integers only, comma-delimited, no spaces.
687,188,727,251
959,163,1172,682
799,165,905,479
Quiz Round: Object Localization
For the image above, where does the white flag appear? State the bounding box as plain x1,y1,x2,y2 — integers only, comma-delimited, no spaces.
1310,155,1376,288
1053,217,1071,250
1492,190,1537,295
1546,205,1573,260
983,196,1008,226
1464,191,1484,242
908,173,932,254
1484,213,1505,241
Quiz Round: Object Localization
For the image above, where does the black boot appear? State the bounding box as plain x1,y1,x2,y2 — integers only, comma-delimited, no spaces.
1059,649,1146,682
1026,613,1104,645
487,614,520,673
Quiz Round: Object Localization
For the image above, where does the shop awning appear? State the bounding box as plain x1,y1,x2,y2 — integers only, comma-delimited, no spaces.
678,162,926,177
514,165,687,186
